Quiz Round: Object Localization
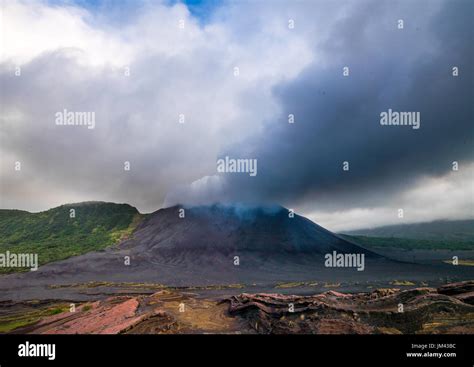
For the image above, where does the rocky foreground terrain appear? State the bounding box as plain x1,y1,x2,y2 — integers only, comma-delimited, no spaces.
225,281,474,334
1,281,472,334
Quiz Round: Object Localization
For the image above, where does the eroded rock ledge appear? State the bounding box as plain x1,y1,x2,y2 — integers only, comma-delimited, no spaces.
224,281,474,334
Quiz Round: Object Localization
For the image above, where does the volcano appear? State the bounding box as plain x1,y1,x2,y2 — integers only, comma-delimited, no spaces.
126,204,378,257
2,203,471,301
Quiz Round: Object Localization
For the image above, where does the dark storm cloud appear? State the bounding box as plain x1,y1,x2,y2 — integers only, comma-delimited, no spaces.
217,0,473,211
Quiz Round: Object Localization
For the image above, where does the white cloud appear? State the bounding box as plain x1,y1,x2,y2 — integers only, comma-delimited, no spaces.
309,164,474,232
1,1,133,67
0,0,313,212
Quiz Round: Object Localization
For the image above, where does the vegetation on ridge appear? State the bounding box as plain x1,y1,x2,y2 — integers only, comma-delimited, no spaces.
0,202,143,273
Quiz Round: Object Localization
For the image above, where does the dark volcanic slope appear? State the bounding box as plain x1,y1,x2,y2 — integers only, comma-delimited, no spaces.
1,205,473,301
125,205,378,256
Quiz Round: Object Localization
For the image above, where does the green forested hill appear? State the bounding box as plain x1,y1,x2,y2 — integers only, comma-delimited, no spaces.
0,202,143,272
340,220,474,250
340,235,474,251
342,220,474,242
